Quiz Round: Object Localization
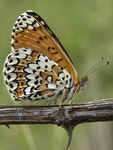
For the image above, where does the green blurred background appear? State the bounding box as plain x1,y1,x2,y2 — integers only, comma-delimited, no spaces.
0,0,113,150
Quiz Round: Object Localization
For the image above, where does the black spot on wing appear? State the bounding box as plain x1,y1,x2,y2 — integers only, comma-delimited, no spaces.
56,58,63,63
51,51,58,55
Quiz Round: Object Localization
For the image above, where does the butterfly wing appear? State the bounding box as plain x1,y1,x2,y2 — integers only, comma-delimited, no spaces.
3,48,73,101
3,10,80,102
11,10,79,83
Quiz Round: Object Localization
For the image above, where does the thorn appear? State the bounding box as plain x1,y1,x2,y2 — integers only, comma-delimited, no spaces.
63,124,75,150
5,124,11,129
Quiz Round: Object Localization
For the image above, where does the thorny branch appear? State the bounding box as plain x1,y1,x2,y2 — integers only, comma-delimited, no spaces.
0,98,113,149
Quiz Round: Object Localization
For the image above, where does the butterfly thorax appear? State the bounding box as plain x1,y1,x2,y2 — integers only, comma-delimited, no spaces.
63,76,88,103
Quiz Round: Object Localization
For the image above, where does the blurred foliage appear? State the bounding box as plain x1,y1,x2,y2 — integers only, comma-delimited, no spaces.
0,0,113,150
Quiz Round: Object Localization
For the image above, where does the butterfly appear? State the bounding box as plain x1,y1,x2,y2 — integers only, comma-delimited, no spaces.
3,10,109,107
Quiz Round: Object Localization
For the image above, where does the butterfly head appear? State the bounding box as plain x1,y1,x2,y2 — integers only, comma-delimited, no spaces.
80,76,88,90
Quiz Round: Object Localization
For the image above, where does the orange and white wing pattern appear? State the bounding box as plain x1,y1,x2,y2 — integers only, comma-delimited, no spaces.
3,10,81,103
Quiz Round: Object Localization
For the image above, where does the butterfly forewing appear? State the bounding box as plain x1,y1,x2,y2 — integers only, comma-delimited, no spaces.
11,10,78,83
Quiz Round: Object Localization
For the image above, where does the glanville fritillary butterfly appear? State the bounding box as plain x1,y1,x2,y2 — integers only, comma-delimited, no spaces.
3,10,110,107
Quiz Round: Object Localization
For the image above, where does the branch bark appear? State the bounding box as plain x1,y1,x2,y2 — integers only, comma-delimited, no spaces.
0,98,113,126
1,98,113,150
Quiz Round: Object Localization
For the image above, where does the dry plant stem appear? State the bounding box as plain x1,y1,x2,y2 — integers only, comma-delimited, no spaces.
0,98,113,126
0,98,113,150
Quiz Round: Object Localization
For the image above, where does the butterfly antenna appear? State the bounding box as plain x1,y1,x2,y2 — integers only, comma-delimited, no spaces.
84,56,110,78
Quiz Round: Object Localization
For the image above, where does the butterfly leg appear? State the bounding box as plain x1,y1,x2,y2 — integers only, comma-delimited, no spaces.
69,84,80,107
47,99,57,105
54,99,57,105
47,100,53,105
58,89,68,113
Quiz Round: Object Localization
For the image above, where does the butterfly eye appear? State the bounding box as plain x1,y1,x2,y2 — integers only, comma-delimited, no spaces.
80,76,88,90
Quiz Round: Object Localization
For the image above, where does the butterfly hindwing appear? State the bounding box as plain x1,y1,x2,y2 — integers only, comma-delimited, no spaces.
3,48,72,101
